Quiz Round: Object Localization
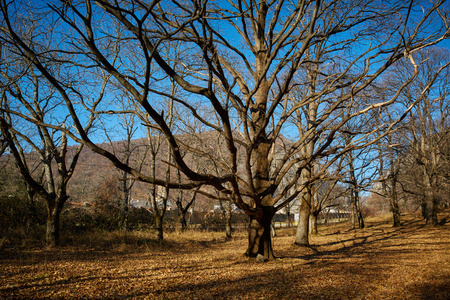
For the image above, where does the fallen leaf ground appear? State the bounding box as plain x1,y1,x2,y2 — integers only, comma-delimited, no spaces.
1,212,449,299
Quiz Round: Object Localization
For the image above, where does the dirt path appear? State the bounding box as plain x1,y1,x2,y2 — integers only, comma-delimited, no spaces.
1,214,449,299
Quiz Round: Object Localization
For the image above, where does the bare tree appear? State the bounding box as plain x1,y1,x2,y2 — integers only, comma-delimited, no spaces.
374,119,404,227
346,141,365,229
144,117,171,240
100,108,149,231
1,0,449,259
393,48,450,226
377,144,403,226
175,181,198,231
0,63,105,245
309,162,347,235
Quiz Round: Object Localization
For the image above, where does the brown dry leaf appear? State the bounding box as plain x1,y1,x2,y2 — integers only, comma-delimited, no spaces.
1,212,449,299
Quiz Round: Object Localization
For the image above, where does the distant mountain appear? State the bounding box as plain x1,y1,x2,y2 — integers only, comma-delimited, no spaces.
2,130,295,212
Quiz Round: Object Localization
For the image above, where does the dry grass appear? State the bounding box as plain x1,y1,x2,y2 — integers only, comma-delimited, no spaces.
1,211,449,299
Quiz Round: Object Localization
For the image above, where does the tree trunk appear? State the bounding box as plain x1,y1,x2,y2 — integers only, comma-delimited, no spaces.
421,201,427,219
351,189,364,229
220,200,233,238
392,208,401,227
122,171,130,231
178,212,188,232
423,190,438,226
295,165,313,246
271,221,276,237
176,195,188,232
24,188,40,225
122,192,130,231
358,209,365,229
176,188,197,232
295,198,310,246
391,199,401,227
155,216,164,240
286,209,292,227
245,206,275,261
351,196,357,229
225,209,232,239
309,212,319,236
46,208,61,247
123,204,129,231
356,192,365,229
421,164,438,226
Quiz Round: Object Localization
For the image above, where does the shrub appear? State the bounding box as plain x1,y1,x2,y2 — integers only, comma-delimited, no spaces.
0,196,46,247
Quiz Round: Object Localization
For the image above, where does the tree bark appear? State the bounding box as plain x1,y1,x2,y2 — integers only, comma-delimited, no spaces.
423,189,438,226
356,192,365,229
122,170,131,231
155,215,164,241
309,212,319,236
245,206,275,261
225,209,232,239
391,196,401,227
178,211,188,232
295,197,310,246
358,209,365,229
350,189,365,229
295,164,313,246
422,166,438,226
219,200,233,238
46,207,61,247
123,202,129,231
392,207,401,227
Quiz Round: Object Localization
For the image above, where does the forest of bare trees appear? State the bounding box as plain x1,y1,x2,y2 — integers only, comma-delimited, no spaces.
1,0,449,262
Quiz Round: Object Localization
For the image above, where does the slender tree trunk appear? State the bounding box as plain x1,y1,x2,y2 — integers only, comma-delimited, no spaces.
245,206,275,261
380,175,401,227
123,190,130,231
271,221,276,237
386,188,401,227
309,211,319,236
355,191,365,229
392,204,401,227
350,189,365,229
220,200,233,238
121,170,131,231
351,194,357,229
149,190,166,240
391,190,401,227
178,211,188,232
175,194,187,232
295,196,310,246
176,185,198,232
123,200,129,231
155,215,164,240
225,208,232,239
358,210,365,229
286,209,291,228
347,147,364,229
24,185,39,225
